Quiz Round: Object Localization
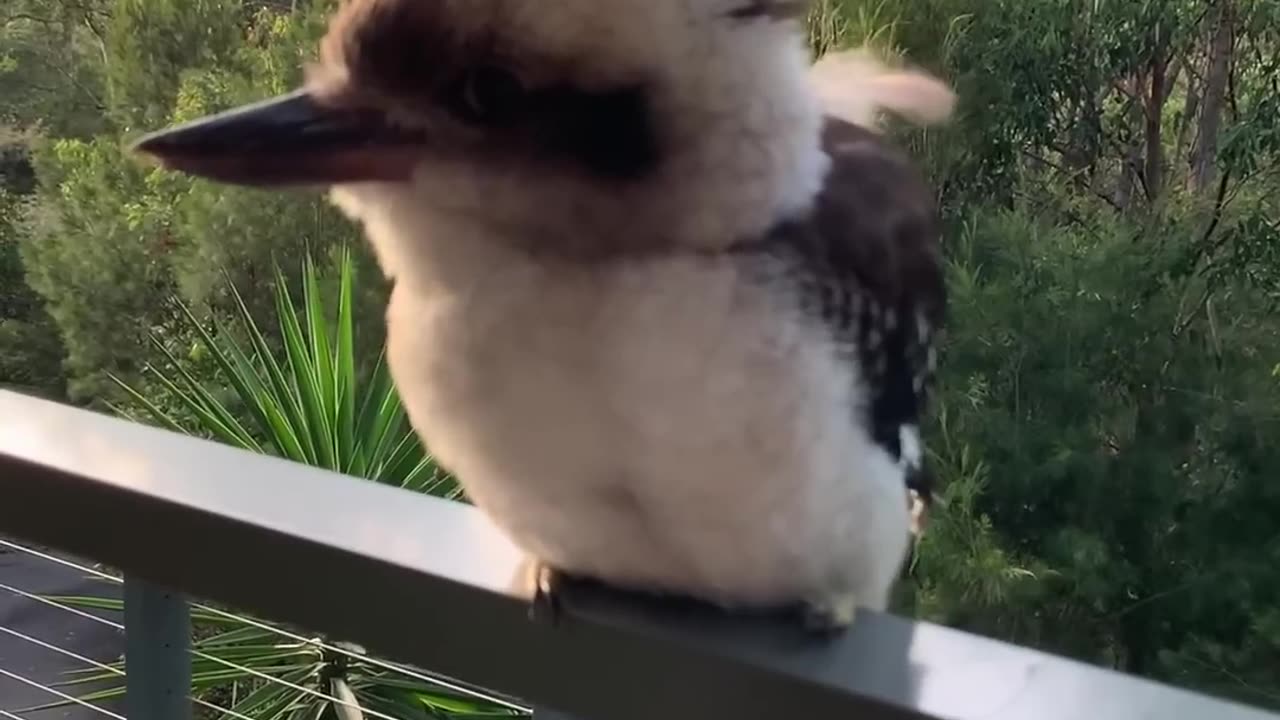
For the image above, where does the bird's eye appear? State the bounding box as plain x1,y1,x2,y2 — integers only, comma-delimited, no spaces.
454,65,525,125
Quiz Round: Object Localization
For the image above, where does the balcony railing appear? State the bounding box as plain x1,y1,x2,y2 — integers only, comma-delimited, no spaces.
1,388,1276,720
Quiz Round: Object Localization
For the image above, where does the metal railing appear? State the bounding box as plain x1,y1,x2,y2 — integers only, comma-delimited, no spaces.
0,537,521,720
0,388,1276,720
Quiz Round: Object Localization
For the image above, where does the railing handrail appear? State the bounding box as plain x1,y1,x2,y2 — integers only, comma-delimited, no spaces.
0,389,1275,720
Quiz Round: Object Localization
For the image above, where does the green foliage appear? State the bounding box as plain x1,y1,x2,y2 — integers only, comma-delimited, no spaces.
0,0,110,137
41,252,499,719
103,0,245,131
12,0,375,403
0,138,36,193
0,179,66,396
900,208,1280,700
115,248,451,492
20,135,175,401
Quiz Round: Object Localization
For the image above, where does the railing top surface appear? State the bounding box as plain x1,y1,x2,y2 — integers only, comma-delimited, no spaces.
1,389,1275,720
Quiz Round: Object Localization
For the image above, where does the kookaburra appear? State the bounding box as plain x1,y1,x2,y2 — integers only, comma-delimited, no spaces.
133,0,954,631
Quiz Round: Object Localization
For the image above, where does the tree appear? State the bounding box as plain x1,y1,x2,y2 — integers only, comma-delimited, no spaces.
0,0,111,138
1189,0,1234,194
0,185,67,396
16,0,381,403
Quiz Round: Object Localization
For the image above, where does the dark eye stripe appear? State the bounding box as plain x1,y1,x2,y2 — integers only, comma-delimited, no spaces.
450,65,527,125
332,0,662,181
530,84,661,181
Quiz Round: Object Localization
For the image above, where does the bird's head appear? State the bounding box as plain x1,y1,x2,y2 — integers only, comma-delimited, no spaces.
132,0,946,279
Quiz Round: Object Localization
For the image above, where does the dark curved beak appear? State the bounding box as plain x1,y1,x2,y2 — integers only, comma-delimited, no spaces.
130,89,424,187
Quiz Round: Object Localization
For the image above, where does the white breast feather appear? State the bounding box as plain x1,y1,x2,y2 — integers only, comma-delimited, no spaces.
377,242,911,610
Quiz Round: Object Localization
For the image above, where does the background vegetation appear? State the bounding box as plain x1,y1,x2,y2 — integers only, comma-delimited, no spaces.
2,0,1276,714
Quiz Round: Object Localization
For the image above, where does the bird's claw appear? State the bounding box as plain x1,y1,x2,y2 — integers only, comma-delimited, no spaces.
909,486,949,537
801,594,858,635
909,489,929,537
528,561,566,626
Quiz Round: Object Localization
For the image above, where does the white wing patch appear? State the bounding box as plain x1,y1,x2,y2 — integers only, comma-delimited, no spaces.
898,424,923,470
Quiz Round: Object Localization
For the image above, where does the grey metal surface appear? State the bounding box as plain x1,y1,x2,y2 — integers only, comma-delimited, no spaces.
531,710,580,720
0,544,124,718
123,579,191,720
0,389,1276,720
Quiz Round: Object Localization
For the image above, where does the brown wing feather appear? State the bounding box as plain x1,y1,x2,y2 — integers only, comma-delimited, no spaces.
811,118,946,333
742,116,946,508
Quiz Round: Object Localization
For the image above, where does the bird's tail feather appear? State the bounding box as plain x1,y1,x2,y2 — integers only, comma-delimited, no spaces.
809,48,956,130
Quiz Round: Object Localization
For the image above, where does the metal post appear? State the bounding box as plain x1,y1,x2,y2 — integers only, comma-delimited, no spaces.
124,576,192,720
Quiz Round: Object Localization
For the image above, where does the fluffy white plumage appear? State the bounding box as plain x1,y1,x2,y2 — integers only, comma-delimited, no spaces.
134,0,955,624
328,11,947,617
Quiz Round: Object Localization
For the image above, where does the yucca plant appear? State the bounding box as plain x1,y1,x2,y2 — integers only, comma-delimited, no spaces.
117,247,453,494
32,248,525,719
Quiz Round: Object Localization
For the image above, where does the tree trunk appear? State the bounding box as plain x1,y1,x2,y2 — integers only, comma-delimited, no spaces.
1174,54,1201,171
1143,31,1169,201
1189,0,1234,195
1064,85,1110,178
1115,75,1145,210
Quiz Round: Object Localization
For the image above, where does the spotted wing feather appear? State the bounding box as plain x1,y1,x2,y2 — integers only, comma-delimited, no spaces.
751,117,946,514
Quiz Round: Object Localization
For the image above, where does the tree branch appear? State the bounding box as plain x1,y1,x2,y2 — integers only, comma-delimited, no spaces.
1020,149,1123,211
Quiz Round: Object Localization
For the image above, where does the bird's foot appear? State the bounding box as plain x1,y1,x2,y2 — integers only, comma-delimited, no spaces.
527,560,568,626
909,489,929,537
908,487,948,538
801,594,859,635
